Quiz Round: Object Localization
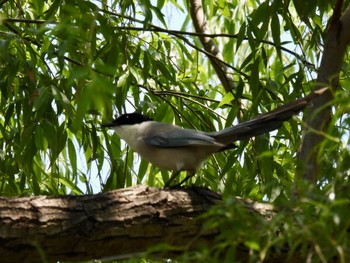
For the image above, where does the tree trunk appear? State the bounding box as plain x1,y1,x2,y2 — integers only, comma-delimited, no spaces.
298,3,350,182
0,186,277,263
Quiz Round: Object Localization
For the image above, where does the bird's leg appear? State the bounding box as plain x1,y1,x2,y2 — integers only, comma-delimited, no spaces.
176,173,193,186
169,171,196,188
164,171,180,187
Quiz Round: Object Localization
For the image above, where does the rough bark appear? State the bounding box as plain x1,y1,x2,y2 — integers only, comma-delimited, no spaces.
0,186,275,263
298,3,350,182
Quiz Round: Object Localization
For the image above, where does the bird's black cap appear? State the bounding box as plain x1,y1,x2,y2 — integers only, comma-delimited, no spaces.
101,112,153,128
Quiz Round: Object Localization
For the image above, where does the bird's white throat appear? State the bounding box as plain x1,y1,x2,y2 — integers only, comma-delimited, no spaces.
112,122,151,151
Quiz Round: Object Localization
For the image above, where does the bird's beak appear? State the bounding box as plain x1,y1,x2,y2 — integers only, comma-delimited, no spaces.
101,121,117,128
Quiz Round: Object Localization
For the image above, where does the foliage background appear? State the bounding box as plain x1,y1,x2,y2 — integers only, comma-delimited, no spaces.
0,0,349,261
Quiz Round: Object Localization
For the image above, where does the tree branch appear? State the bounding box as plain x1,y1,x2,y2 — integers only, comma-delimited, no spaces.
189,0,236,93
298,3,350,182
3,16,316,69
114,26,315,68
0,186,276,263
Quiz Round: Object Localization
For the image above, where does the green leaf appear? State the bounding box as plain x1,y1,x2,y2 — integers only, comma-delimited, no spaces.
59,176,83,195
271,13,281,58
68,138,77,177
218,92,234,108
150,5,166,28
244,241,260,251
34,125,47,150
137,159,149,184
32,87,51,112
236,21,246,52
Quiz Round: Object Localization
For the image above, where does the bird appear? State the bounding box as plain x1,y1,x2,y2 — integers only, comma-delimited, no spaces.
101,89,327,187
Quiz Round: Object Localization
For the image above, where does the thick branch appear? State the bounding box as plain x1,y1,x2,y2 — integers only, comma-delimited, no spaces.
0,186,275,263
298,4,350,182
189,0,236,93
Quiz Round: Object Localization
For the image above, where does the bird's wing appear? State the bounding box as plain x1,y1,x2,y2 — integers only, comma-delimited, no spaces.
143,128,222,148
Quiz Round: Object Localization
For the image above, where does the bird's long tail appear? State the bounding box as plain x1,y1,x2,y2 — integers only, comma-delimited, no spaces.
212,88,328,144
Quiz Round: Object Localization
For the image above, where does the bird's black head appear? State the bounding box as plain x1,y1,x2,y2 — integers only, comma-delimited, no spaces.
101,112,153,128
